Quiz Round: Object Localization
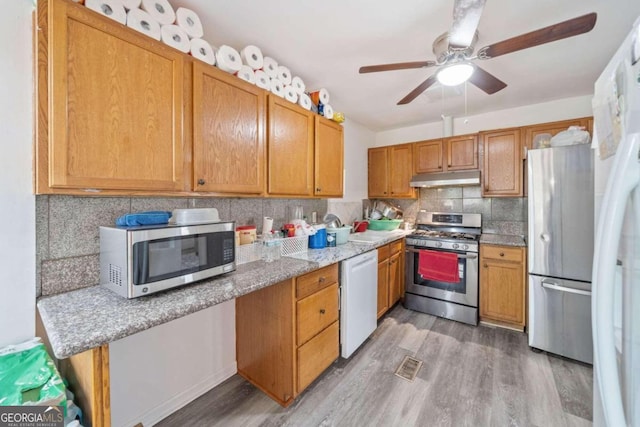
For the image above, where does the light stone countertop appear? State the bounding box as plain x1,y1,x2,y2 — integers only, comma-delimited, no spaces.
479,233,527,247
37,231,409,359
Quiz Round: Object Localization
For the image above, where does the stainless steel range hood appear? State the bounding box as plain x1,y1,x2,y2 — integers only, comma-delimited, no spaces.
410,170,481,188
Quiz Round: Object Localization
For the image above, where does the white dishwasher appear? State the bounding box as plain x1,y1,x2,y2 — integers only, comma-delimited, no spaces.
340,250,378,358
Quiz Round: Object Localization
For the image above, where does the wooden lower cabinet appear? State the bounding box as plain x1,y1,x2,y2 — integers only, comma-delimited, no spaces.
479,244,527,330
236,264,339,406
376,239,405,318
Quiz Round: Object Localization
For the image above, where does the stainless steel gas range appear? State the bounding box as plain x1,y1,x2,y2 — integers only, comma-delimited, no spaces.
404,211,481,326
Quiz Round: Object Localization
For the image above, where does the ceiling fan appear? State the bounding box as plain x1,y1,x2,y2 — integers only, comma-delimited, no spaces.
359,0,597,105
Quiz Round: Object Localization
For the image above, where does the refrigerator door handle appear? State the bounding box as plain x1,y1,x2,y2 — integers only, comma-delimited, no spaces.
541,280,591,296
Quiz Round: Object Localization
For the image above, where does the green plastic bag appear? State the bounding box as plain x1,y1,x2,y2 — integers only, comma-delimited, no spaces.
0,338,66,407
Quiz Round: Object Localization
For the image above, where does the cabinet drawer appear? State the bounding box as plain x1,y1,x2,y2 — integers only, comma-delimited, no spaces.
482,245,523,262
297,320,339,393
377,244,390,261
297,283,339,346
389,239,403,256
296,264,338,300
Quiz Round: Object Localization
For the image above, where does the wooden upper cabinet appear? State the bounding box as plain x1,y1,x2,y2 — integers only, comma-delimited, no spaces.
481,129,522,197
521,117,590,157
446,134,478,171
314,117,344,197
40,0,184,193
193,63,265,194
414,140,444,173
268,96,314,196
368,147,389,198
389,144,415,198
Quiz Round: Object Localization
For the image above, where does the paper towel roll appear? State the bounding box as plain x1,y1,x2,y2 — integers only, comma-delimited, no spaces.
283,85,298,104
236,65,256,84
309,88,330,106
190,38,216,65
86,0,127,25
160,24,190,53
270,78,285,98
262,56,278,79
262,217,274,234
240,45,264,70
126,8,161,40
322,104,334,120
254,70,270,90
215,45,242,74
140,0,175,25
121,0,141,9
175,7,203,39
277,66,292,85
298,93,312,111
291,76,306,95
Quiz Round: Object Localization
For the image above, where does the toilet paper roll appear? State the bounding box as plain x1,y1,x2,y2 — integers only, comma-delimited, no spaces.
175,7,203,39
277,65,292,85
309,88,330,106
140,0,175,25
291,76,306,95
121,0,141,9
236,65,256,84
262,217,274,234
262,56,278,79
86,0,127,25
283,85,298,104
298,93,312,111
240,45,264,70
215,45,242,74
254,70,270,90
270,78,285,98
322,104,334,120
126,8,161,40
160,24,190,53
190,39,216,65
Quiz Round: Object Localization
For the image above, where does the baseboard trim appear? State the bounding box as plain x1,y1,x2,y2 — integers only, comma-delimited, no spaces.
119,362,237,427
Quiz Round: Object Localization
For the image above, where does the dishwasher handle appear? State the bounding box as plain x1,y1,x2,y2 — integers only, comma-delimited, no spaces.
541,279,591,297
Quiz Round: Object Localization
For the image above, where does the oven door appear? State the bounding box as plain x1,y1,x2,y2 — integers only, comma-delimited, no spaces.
405,246,478,307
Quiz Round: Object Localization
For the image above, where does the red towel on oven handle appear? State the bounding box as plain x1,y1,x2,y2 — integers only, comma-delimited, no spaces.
418,249,459,283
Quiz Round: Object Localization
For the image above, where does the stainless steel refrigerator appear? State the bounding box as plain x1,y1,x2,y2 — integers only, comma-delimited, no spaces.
527,142,594,364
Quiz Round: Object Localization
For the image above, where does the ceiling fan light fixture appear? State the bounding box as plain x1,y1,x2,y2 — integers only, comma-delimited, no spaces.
436,62,475,86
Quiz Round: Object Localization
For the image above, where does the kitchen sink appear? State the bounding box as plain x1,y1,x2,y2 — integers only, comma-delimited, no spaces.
347,229,406,244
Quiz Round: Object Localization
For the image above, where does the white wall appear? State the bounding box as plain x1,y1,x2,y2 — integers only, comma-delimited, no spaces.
375,94,593,146
0,1,35,348
340,119,376,201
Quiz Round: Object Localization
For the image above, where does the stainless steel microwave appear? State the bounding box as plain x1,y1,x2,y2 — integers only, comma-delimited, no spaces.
100,222,235,298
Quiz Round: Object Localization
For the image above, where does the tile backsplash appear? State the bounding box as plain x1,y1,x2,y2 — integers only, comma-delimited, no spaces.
36,195,327,297
385,185,527,236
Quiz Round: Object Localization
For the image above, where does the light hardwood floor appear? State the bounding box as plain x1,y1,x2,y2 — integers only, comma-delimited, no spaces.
157,305,593,427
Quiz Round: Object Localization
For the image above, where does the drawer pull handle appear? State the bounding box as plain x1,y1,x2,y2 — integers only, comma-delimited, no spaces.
499,252,505,257
319,309,326,314
318,277,325,283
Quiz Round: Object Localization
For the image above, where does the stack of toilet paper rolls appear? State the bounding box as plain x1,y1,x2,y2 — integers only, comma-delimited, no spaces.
79,0,336,119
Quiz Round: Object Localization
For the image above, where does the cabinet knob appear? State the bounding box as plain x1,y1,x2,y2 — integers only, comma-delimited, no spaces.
499,252,505,257
483,263,488,268
316,187,321,192
197,179,206,186
318,277,325,283
319,309,326,315
383,191,387,194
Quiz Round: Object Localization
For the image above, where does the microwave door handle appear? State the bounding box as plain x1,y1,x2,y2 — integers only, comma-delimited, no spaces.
405,248,477,259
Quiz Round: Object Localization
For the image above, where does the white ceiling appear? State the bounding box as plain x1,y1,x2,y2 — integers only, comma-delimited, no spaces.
170,0,640,131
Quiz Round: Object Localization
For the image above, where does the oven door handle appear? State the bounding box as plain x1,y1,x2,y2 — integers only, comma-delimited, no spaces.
405,248,477,259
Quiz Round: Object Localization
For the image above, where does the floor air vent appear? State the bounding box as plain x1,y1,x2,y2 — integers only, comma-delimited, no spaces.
394,355,423,382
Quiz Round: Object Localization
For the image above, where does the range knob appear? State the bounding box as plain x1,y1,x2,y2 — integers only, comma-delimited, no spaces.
436,242,443,248
462,244,469,250
452,243,459,249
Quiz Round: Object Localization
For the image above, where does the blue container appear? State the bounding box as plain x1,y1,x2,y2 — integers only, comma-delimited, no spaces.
308,224,327,249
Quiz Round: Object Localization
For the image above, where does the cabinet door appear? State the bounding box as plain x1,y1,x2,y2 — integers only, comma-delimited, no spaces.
413,140,444,173
522,117,589,154
388,252,402,306
481,129,522,197
47,0,184,191
368,147,389,198
480,249,525,326
389,144,415,198
446,134,478,171
377,259,389,319
297,321,339,393
314,117,344,197
193,63,265,194
268,96,314,196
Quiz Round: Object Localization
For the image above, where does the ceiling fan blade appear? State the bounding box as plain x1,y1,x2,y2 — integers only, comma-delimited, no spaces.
397,75,438,105
468,65,507,94
449,0,486,48
478,12,597,59
359,61,436,73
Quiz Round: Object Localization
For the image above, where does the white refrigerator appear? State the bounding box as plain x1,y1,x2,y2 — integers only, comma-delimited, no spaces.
591,16,640,427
